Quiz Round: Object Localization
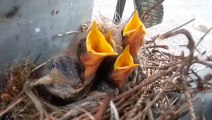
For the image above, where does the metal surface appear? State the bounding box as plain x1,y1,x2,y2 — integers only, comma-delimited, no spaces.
0,0,93,70
0,0,94,87
180,64,212,120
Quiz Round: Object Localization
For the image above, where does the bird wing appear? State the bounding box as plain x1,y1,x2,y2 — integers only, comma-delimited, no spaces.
37,56,85,100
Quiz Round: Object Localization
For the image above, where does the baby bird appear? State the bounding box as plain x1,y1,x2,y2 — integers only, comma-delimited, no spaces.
32,21,117,105
94,45,139,93
111,45,139,88
116,10,147,60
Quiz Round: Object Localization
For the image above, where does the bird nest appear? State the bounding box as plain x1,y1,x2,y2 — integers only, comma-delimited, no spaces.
1,14,212,120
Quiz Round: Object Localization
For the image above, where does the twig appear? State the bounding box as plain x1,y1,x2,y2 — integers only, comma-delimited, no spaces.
95,95,111,120
29,61,48,74
57,31,80,37
158,62,182,70
175,103,190,118
63,101,98,118
33,53,42,64
114,65,178,102
157,100,188,120
110,100,120,120
42,101,62,111
164,18,195,34
191,69,203,84
147,99,154,120
159,29,195,74
152,49,182,58
181,78,197,120
195,27,212,48
24,81,47,120
144,45,169,49
0,96,24,117
134,61,185,119
68,91,107,106
140,0,165,20
61,105,95,120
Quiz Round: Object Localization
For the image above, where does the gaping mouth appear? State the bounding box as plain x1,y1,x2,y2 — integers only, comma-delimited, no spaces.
86,21,117,57
122,10,147,57
114,45,139,70
111,45,139,88
81,21,118,79
123,10,146,37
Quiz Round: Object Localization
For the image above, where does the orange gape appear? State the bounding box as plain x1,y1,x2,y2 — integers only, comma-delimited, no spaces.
81,21,117,79
123,10,146,57
111,45,139,88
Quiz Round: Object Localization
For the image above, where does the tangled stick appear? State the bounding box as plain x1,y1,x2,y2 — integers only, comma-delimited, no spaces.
95,95,111,120
113,66,178,102
136,63,185,119
159,29,195,74
24,81,48,120
118,28,198,120
158,29,198,120
0,96,24,117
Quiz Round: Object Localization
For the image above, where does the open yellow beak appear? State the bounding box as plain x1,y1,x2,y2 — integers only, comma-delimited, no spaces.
111,45,139,88
123,10,146,36
80,21,118,79
123,10,146,57
104,30,117,50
